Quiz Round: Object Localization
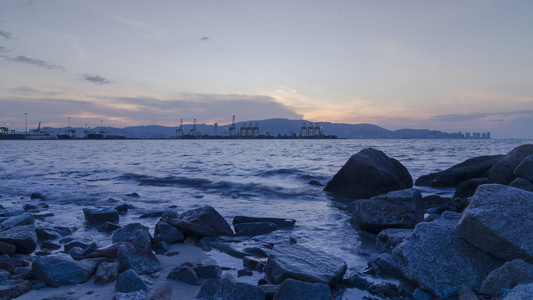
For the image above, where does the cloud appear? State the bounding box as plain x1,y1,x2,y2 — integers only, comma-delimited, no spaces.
0,30,13,39
5,55,66,71
83,73,111,85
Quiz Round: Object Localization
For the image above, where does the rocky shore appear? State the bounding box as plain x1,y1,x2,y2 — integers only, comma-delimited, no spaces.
0,144,532,299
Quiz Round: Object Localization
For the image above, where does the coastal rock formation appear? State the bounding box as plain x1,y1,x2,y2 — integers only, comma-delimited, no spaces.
376,228,413,254
162,205,234,238
415,155,502,187
273,278,331,300
82,207,119,224
0,225,37,254
456,184,533,263
514,154,533,182
233,222,279,236
478,259,533,296
392,212,503,299
351,188,424,233
453,178,488,200
112,223,153,250
155,221,185,244
0,213,35,229
488,144,533,185
197,274,265,300
31,253,97,287
232,216,296,228
115,269,152,293
264,244,347,286
510,177,533,192
324,148,412,199
116,246,160,275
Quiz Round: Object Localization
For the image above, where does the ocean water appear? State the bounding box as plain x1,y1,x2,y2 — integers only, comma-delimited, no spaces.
1,138,531,296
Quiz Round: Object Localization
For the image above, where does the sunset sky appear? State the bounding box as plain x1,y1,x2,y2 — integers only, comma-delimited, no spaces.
1,0,532,138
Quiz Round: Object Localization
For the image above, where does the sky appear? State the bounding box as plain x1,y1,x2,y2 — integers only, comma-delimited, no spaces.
1,0,532,138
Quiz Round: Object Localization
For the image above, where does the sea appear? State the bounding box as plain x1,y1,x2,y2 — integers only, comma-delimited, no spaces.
1,138,531,298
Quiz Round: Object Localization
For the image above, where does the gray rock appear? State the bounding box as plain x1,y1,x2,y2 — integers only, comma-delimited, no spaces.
167,266,200,285
64,239,92,253
54,226,77,236
273,278,331,300
82,207,119,224
195,265,222,279
196,274,265,300
458,287,479,300
98,221,122,232
0,225,37,254
324,148,413,199
351,188,424,233
114,291,146,300
232,216,296,228
510,177,533,192
479,259,533,296
117,247,160,275
149,285,172,300
162,206,234,238
112,223,153,250
392,212,503,299
154,221,184,244
0,241,16,256
233,222,279,236
503,283,533,300
368,253,400,276
95,260,119,284
0,269,10,281
264,244,347,285
488,144,533,184
454,178,488,200
31,253,97,287
115,269,152,293
35,227,61,242
0,213,35,229
415,155,502,187
0,279,32,299
456,184,533,263
376,228,413,254
515,155,533,182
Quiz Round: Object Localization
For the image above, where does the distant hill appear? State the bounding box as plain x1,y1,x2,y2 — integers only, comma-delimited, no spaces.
49,118,474,139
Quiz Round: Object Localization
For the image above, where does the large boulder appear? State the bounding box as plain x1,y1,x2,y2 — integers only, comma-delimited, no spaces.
162,206,234,238
479,259,533,296
0,213,35,229
273,278,331,300
456,184,533,263
115,269,152,293
264,244,347,286
488,144,533,185
415,155,503,187
514,155,533,182
503,283,533,300
31,254,97,287
116,246,160,275
0,225,37,254
453,178,488,200
351,188,424,233
112,223,153,250
154,221,185,244
0,280,32,299
324,148,412,199
196,274,265,300
82,208,119,225
510,177,533,192
392,212,503,299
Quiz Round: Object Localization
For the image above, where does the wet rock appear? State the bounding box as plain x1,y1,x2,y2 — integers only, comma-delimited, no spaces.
392,211,503,299
139,211,164,218
456,184,533,263
196,274,265,300
478,259,533,296
163,206,234,238
115,269,152,293
68,246,83,259
233,216,296,228
54,226,77,236
0,241,16,256
154,221,184,244
458,287,479,300
41,241,61,250
98,221,122,232
0,213,35,228
234,222,279,236
0,207,24,218
116,247,160,275
32,253,97,287
510,177,533,192
515,155,533,182
112,223,153,250
0,269,10,281
114,204,135,215
453,178,488,200
415,155,502,187
376,228,413,254
195,265,222,280
82,207,119,225
422,195,451,209
35,227,61,242
101,241,135,259
488,144,533,184
264,244,347,286
351,188,424,233
324,148,413,199
149,285,172,300
243,256,268,270
309,180,324,186
167,266,201,285
95,260,119,284
0,225,37,254
273,278,331,300
0,279,32,299
503,283,533,300
22,204,39,212
64,239,92,253
367,253,400,276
